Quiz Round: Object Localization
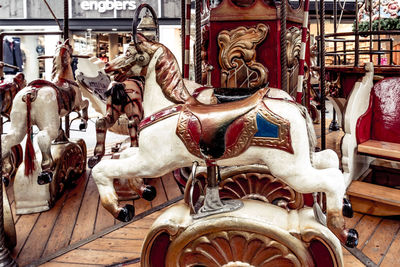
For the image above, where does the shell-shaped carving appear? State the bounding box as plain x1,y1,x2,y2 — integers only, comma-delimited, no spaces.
178,231,302,267
219,172,304,210
188,169,304,211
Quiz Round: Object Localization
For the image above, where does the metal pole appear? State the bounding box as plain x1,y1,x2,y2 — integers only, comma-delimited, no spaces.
280,0,288,92
64,0,70,138
184,0,191,79
295,0,310,104
181,0,186,77
320,0,326,150
0,35,18,267
329,0,340,131
195,0,201,83
355,1,360,66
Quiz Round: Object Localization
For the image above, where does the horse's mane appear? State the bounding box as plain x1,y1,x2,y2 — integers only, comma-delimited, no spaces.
51,44,72,81
142,40,193,104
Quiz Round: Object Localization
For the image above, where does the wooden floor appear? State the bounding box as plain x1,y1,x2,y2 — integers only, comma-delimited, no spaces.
5,124,400,266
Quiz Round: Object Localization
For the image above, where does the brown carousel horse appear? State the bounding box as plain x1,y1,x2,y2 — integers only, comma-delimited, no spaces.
88,78,144,168
86,77,157,201
1,39,89,185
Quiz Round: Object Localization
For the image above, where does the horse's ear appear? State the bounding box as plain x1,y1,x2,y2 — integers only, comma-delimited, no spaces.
64,39,70,46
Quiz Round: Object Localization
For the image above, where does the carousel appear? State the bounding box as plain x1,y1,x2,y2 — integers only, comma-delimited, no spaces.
0,0,399,266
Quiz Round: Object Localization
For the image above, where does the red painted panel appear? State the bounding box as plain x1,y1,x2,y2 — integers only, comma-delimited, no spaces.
149,232,171,267
308,239,335,267
356,95,373,144
371,77,400,143
206,20,281,88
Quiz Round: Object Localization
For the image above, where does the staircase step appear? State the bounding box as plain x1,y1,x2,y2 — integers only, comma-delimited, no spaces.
347,180,400,216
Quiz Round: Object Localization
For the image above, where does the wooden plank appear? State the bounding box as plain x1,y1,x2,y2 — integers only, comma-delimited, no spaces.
104,227,149,240
50,249,139,265
347,181,400,210
161,172,182,200
147,178,167,207
358,140,400,161
42,262,101,267
344,212,363,229
11,212,39,259
80,237,143,253
362,219,400,265
380,229,400,267
134,196,151,215
354,215,382,249
16,194,67,266
69,176,100,244
342,249,366,267
42,174,89,257
94,196,116,233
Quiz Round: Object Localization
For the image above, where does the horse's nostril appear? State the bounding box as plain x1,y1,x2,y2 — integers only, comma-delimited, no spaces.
105,63,110,69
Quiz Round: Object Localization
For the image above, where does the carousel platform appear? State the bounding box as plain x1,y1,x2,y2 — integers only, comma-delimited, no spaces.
5,122,400,267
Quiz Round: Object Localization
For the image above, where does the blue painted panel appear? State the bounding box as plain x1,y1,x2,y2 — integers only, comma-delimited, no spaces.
254,113,279,138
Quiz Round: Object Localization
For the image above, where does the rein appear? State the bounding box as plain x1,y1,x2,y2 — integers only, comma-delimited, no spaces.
138,105,183,133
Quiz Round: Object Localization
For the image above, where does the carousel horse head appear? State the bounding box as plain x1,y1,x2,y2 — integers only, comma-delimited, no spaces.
105,34,194,109
51,39,73,81
105,34,154,81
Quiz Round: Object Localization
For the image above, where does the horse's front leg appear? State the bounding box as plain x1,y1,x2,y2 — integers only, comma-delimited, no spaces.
78,99,89,131
36,127,60,185
88,110,119,168
93,165,135,222
127,116,140,147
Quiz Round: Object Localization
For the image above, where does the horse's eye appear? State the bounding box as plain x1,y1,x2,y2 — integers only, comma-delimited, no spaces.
126,51,131,56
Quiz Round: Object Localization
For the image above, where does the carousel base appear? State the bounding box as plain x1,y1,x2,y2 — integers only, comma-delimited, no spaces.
14,139,86,215
141,199,344,267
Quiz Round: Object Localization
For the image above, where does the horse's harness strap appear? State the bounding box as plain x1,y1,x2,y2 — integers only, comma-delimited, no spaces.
25,79,77,114
138,105,183,133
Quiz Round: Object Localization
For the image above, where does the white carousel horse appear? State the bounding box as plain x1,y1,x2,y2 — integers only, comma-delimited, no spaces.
91,34,358,247
1,39,89,185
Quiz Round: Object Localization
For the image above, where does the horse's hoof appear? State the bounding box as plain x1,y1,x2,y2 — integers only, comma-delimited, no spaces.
88,156,102,168
343,198,354,218
2,177,9,187
38,171,53,185
79,120,87,131
116,204,135,222
142,185,156,201
346,229,359,248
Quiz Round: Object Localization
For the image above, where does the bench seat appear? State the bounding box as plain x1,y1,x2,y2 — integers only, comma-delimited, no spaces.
358,140,400,161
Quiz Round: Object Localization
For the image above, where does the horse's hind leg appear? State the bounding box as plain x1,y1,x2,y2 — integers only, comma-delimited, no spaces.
88,112,118,168
36,125,60,185
273,164,358,247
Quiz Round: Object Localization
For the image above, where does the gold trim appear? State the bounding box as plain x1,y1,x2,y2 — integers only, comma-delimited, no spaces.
218,24,269,88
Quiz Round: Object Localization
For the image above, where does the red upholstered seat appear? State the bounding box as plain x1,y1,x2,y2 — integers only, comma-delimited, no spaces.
357,77,400,145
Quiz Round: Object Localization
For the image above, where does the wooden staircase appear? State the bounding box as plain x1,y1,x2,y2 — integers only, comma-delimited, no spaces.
347,179,400,216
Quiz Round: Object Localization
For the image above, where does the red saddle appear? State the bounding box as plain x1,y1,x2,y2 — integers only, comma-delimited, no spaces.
176,88,294,161
27,79,77,114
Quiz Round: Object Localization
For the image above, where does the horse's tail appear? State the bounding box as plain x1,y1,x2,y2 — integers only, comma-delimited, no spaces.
296,104,317,164
24,93,36,176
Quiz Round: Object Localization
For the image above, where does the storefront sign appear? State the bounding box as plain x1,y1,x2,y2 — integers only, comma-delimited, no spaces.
80,0,137,13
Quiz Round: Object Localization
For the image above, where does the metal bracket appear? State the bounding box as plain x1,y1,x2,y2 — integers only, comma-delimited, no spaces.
192,164,243,219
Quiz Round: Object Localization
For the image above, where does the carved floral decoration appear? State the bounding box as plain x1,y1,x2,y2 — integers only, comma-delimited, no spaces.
218,23,269,88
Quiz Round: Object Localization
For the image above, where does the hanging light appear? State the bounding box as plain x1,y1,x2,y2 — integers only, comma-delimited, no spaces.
137,9,158,41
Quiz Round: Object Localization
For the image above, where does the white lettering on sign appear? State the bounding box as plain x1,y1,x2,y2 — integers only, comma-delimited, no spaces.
80,0,137,13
